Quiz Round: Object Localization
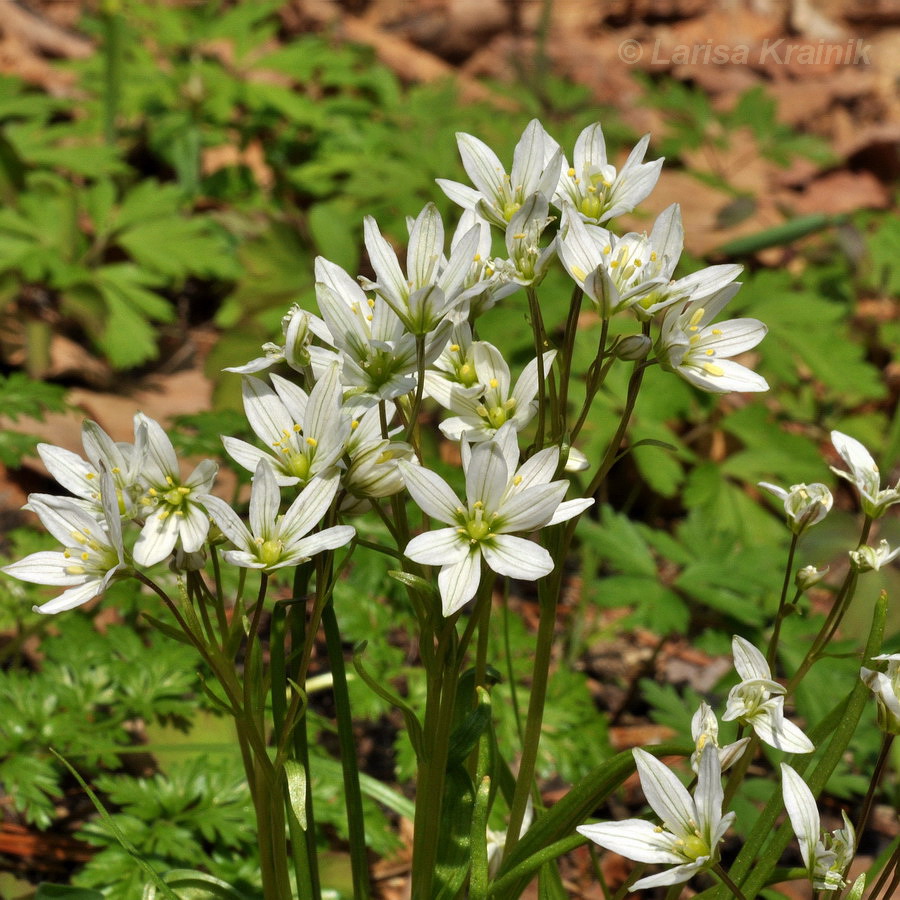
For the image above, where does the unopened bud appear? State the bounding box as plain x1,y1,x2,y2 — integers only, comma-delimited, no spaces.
795,564,828,591
615,334,652,361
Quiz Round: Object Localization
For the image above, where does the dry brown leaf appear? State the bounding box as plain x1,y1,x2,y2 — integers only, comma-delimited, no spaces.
790,169,890,216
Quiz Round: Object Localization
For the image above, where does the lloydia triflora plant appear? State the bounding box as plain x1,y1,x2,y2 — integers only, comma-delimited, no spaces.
3,119,897,899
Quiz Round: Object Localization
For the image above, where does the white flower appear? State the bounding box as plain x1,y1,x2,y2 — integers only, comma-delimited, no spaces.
722,636,814,753
315,256,447,401
361,203,482,334
655,285,769,394
437,119,563,229
37,419,146,516
486,193,557,288
133,414,218,567
781,764,855,890
758,482,833,534
223,304,330,375
577,745,735,891
849,539,900,573
830,431,900,518
222,366,349,487
2,468,128,614
341,403,416,509
860,653,900,735
399,424,591,616
558,203,741,320
796,565,829,591
427,341,556,443
690,701,750,774
555,124,663,225
199,461,354,572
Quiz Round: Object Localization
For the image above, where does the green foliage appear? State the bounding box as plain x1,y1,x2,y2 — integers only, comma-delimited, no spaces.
0,617,208,827
0,371,67,466
73,756,259,899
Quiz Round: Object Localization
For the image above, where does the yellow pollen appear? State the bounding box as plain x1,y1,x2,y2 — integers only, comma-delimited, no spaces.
489,378,499,388
473,254,481,262
571,265,586,281
148,488,158,496
689,309,705,327
351,420,359,430
85,473,95,481
111,467,121,474
610,260,619,268
165,475,174,485
587,185,597,194
603,245,611,254
366,314,373,321
705,349,715,356
81,552,89,561
513,232,526,240
367,298,375,308
567,167,575,176
650,252,657,261
63,550,71,558
513,475,522,486
65,564,86,576
450,344,460,352
293,424,302,432
703,362,725,376
712,328,723,335
306,437,318,447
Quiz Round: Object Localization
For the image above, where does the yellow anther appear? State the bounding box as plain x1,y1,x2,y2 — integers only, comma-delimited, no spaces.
633,259,642,267
65,564,86,576
689,308,705,328
650,252,657,261
85,472,95,481
81,552,89,561
571,265,586,281
351,420,359,430
306,437,318,447
367,298,375,308
450,344,460,352
513,232,526,240
603,245,611,254
473,254,481,262
148,488,158,496
165,475,174,485
712,328,723,335
703,362,725,376
513,475,522,486
293,424,302,432
705,348,715,356
567,167,575,177
489,378,499,389
587,185,597,194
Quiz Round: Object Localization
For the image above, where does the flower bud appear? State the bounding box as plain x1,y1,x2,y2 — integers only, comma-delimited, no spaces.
795,564,828,591
850,539,900,573
614,334,652,361
860,653,900,735
759,482,832,534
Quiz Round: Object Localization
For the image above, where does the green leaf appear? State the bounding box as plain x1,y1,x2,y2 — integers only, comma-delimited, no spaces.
284,759,307,831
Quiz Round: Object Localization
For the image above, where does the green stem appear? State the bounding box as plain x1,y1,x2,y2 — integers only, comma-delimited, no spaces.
503,527,564,861
410,616,464,898
712,863,749,900
556,286,584,440
405,334,427,445
321,600,372,899
527,286,549,451
767,532,799,669
855,733,894,839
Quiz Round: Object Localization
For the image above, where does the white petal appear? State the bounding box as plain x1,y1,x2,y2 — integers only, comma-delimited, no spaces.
482,534,553,580
136,413,179,483
631,859,708,890
364,216,407,307
465,441,508,512
2,551,85,586
435,178,483,211
28,494,106,549
694,743,725,842
457,132,506,203
37,444,96,500
33,579,107,614
241,376,295,444
577,819,682,865
438,550,482,616
548,497,594,526
288,525,356,561
399,461,462,524
498,482,567,533
200,493,252,552
732,635,771,681
221,437,298,486
632,748,695,840
405,528,468,566
280,470,341,543
781,764,819,871
133,508,179,567
176,502,211,554
249,460,281,538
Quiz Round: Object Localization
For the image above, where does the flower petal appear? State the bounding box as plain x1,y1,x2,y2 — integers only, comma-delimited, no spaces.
399,462,462,524
632,748,695,841
438,550,482,616
577,819,683,865
405,527,468,566
482,534,553,581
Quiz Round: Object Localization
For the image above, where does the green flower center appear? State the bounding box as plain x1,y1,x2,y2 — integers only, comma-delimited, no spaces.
259,539,284,567
682,833,710,861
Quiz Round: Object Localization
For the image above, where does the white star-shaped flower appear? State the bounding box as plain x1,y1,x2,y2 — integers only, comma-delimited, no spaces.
722,636,814,753
399,424,591,615
830,431,900,519
577,745,735,890
781,764,855,890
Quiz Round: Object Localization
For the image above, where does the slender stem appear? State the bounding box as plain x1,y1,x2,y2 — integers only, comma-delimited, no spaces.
767,532,799,669
712,863,749,900
569,318,610,444
503,527,564,860
321,600,372,899
410,615,464,898
527,286,549,451
556,285,584,439
405,334,427,445
855,733,894,839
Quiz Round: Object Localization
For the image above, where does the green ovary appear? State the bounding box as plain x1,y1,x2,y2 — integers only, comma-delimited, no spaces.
286,453,311,481
682,834,710,861
259,539,283,567
465,520,491,542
